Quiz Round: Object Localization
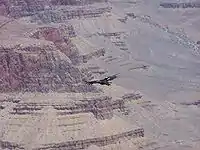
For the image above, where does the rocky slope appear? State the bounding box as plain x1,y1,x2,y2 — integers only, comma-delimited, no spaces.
0,0,145,150
1,0,200,150
0,38,98,92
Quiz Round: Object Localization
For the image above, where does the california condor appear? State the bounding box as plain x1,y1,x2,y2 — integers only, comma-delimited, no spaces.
84,74,119,86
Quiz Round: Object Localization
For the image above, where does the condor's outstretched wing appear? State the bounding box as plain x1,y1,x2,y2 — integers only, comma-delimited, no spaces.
84,79,111,86
103,74,119,81
84,80,100,85
83,73,119,86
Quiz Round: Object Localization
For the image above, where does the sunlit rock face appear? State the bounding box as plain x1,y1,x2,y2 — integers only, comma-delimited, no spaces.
0,0,109,18
0,43,97,93
0,0,50,17
30,26,81,65
0,14,99,93
160,0,200,8
50,0,108,5
0,0,147,150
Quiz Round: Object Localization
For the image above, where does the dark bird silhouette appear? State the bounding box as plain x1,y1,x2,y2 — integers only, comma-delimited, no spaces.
141,65,149,70
84,74,119,86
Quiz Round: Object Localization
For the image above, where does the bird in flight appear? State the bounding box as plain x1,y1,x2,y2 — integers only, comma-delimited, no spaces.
84,74,119,86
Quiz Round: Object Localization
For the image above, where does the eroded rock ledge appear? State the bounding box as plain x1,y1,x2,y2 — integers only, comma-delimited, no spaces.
35,129,144,150
0,43,98,93
160,2,200,8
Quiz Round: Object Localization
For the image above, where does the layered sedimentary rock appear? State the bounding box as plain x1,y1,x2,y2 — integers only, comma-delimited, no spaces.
30,25,82,65
0,0,49,17
9,93,142,119
0,93,144,149
51,0,108,6
82,48,105,63
35,129,144,150
0,43,97,92
160,2,200,8
0,0,145,149
31,6,112,23
0,140,24,150
30,25,76,40
0,0,111,21
0,18,107,92
30,26,105,65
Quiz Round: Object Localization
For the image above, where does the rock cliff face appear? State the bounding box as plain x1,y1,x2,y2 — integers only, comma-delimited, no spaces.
10,93,142,119
0,0,110,19
0,43,97,92
0,14,105,93
160,2,200,8
35,128,144,150
0,92,144,149
0,0,49,17
0,0,145,149
51,0,108,5
30,26,81,65
31,6,112,23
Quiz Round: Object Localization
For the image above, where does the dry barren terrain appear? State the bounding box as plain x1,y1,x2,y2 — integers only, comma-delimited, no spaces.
0,0,200,150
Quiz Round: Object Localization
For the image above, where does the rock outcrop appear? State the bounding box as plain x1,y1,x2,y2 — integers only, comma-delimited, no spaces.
0,43,97,92
31,6,112,23
51,0,108,6
0,0,111,21
9,93,142,119
0,0,49,17
35,129,144,150
160,2,200,8
0,92,144,149
0,0,145,149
